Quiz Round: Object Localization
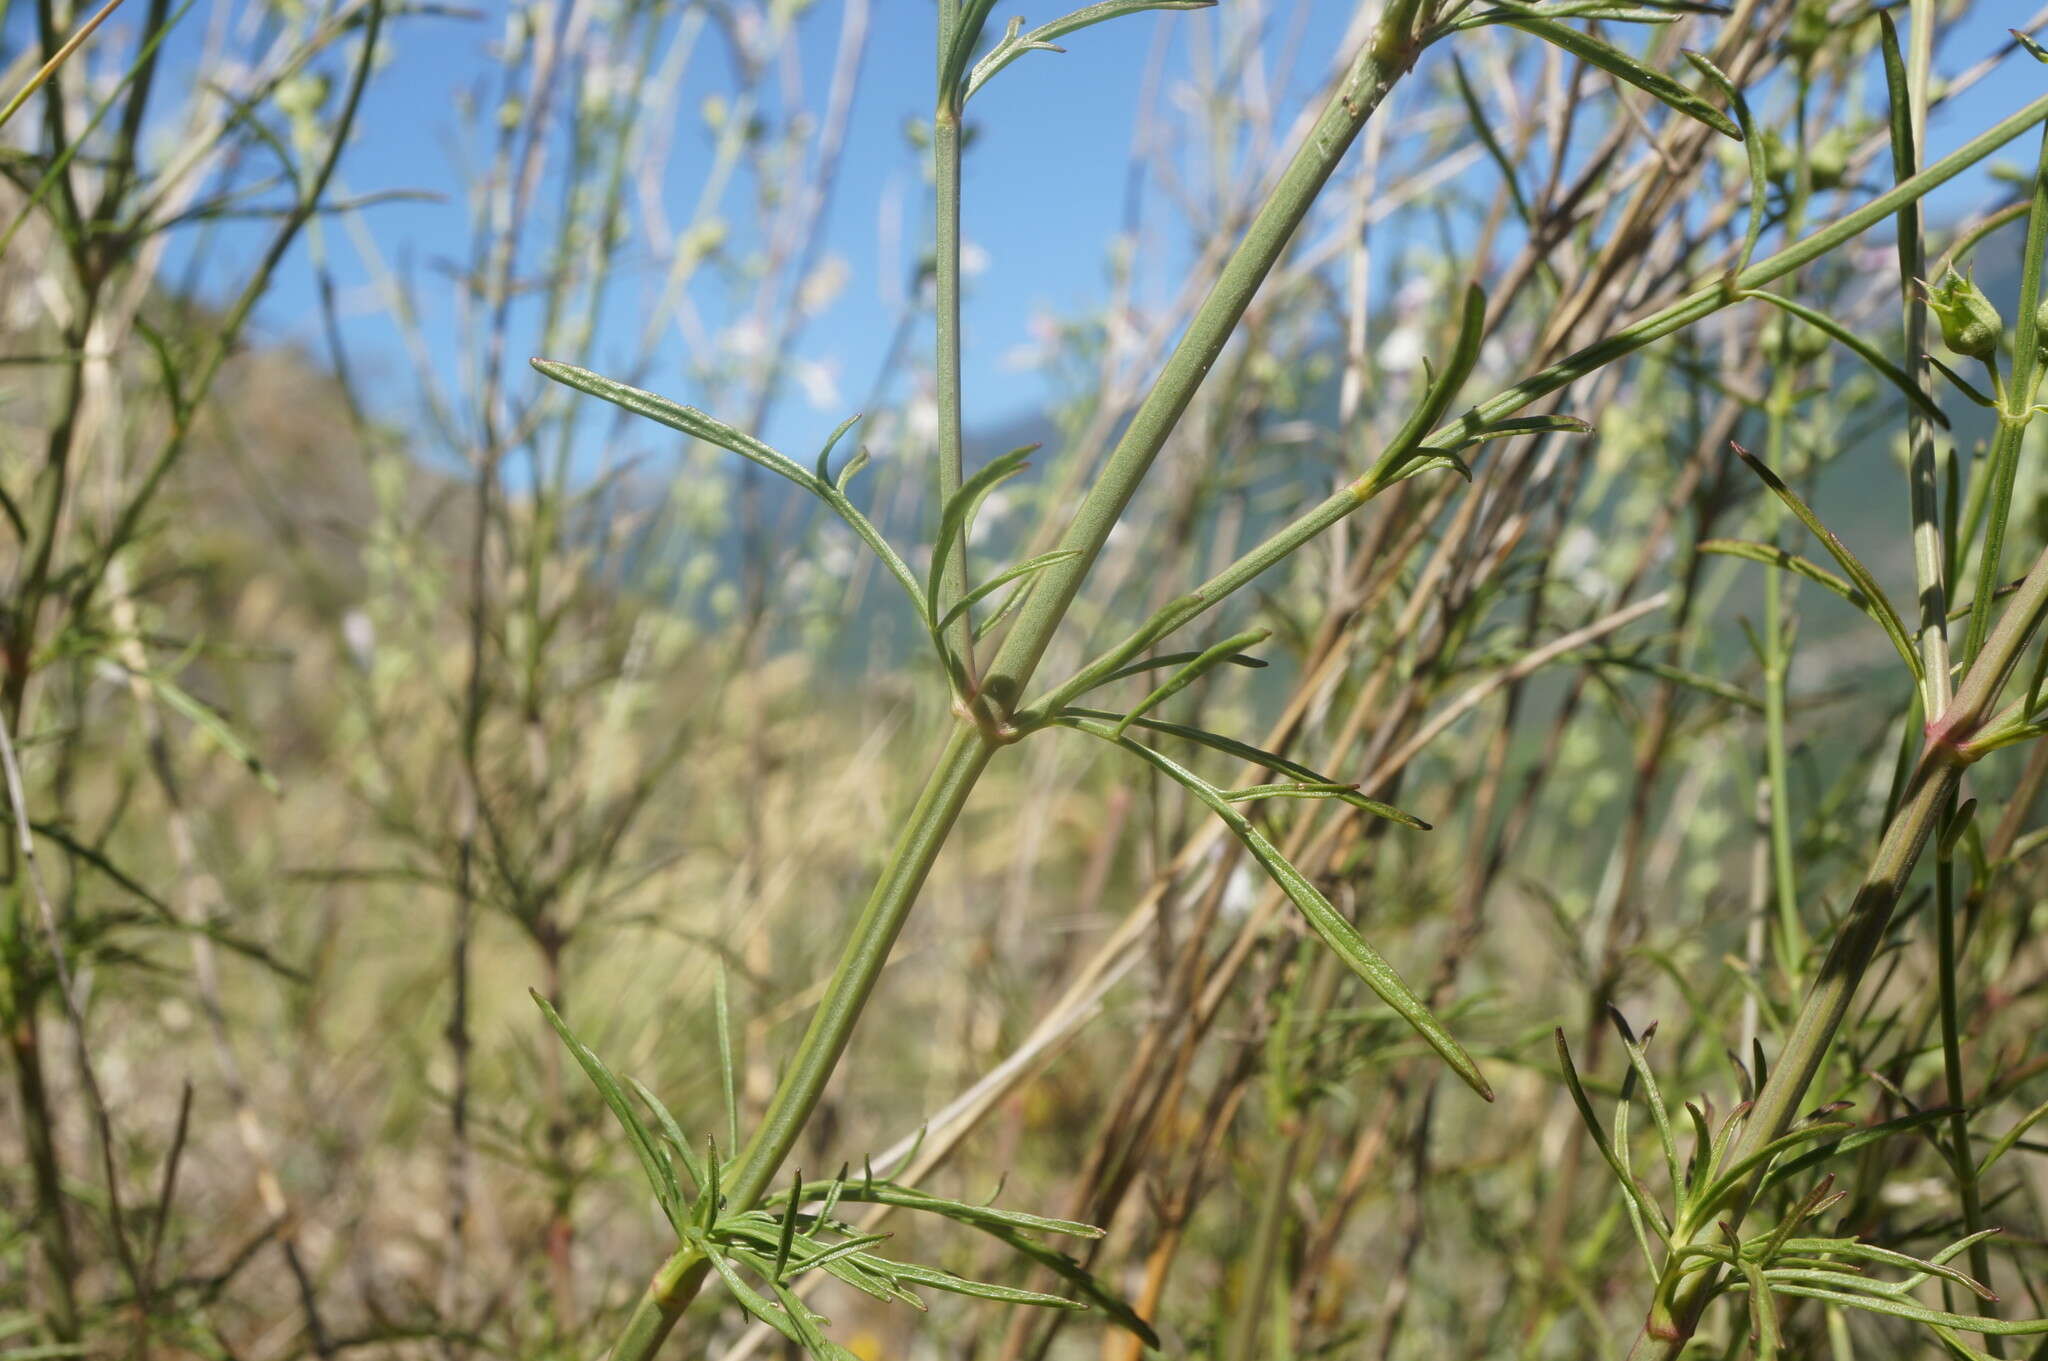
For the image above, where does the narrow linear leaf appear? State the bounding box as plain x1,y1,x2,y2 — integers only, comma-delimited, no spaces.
1760,1106,1961,1191
1382,283,1488,478
1775,1237,1997,1300
1112,627,1270,738
531,992,678,1221
1683,50,1766,282
1096,648,1269,686
1582,651,1762,712
1060,714,1491,1100
1060,705,1393,798
965,1221,1161,1347
535,360,928,622
132,667,277,792
767,1178,1104,1239
1221,782,1430,830
1740,1253,1782,1361
1701,539,1862,608
1437,413,1596,451
1729,445,1922,683
715,964,740,1154
625,1076,708,1195
1759,1285,2048,1336
1979,1095,2048,1175
937,550,1082,634
870,1256,1088,1310
703,1247,809,1348
1928,354,1997,408
813,413,862,483
1743,289,1950,428
927,445,1038,635
532,359,816,490
1554,1029,1673,1242
1488,14,1741,140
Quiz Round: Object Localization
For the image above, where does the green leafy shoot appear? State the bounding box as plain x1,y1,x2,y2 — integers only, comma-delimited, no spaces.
692,1176,1148,1351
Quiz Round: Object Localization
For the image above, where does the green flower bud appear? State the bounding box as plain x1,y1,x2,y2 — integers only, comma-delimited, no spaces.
1784,0,1829,61
1758,130,1796,185
1926,268,2002,360
1762,313,1829,364
1809,128,1852,190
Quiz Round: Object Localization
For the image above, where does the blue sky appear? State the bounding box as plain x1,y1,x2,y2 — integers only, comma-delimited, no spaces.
84,3,2048,452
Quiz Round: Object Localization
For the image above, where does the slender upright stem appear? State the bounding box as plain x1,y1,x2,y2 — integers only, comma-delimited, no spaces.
983,0,1428,715
724,724,995,1206
933,96,973,667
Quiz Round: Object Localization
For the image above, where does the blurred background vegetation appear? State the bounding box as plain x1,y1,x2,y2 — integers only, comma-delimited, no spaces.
7,1,2048,1358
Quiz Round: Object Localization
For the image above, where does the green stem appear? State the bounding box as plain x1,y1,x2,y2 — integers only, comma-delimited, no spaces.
725,724,994,1206
933,99,973,671
981,0,1428,715
606,1248,713,1361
